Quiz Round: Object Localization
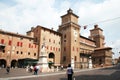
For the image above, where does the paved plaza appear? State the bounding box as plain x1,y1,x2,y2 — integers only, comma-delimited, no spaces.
0,64,120,80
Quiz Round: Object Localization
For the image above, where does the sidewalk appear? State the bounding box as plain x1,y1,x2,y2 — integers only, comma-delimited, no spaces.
0,66,113,80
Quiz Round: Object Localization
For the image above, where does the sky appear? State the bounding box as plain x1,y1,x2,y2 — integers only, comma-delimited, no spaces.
0,0,120,58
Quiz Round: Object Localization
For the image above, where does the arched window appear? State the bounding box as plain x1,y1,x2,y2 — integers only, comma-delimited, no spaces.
49,53,54,58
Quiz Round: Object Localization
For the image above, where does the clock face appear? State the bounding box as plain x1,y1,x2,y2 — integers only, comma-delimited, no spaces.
73,30,78,37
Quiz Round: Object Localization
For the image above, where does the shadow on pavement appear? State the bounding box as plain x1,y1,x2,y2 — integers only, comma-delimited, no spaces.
60,64,120,80
60,70,120,80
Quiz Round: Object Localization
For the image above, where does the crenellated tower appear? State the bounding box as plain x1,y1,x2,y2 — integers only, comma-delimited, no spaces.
89,24,105,48
58,9,80,67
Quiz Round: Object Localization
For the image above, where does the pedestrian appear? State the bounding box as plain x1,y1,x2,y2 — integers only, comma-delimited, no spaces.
34,65,37,75
66,64,74,80
2,64,4,68
34,64,39,75
30,65,33,72
26,65,29,72
36,64,40,74
6,66,10,74
61,65,63,70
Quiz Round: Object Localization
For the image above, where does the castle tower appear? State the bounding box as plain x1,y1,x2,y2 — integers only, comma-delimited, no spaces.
89,24,105,48
90,25,112,66
58,9,80,68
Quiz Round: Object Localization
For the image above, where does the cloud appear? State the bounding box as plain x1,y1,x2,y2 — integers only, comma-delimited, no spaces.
108,40,120,58
75,0,120,43
0,0,60,34
0,0,120,58
73,0,120,58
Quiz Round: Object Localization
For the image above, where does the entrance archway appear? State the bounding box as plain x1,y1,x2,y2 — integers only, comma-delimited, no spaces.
99,58,102,65
11,60,17,68
0,59,6,68
48,53,55,68
18,59,24,68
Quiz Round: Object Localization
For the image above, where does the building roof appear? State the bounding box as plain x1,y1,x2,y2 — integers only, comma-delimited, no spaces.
80,35,95,42
36,25,62,36
0,29,34,39
61,8,79,18
90,24,103,31
95,47,112,51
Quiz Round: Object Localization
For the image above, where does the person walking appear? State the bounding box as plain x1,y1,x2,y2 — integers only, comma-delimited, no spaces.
34,64,40,75
6,66,10,74
33,65,37,75
66,64,74,80
30,65,33,72
36,64,40,74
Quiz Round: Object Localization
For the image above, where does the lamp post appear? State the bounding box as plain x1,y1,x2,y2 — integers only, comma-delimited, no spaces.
118,51,120,63
8,35,13,67
7,51,10,67
112,52,115,65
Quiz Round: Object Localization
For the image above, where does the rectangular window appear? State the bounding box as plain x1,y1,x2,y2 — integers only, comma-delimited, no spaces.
59,48,60,51
50,46,52,50
53,47,55,51
74,56,77,61
1,39,4,44
20,42,23,47
34,44,36,48
77,48,78,52
8,40,12,46
53,40,55,43
49,39,51,42
73,46,74,51
46,46,49,50
59,41,60,44
64,40,66,42
56,47,57,51
64,34,66,38
31,45,33,48
64,47,66,51
17,42,19,46
29,43,31,48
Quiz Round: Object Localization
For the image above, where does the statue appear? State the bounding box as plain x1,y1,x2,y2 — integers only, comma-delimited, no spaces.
40,43,46,56
38,42,48,72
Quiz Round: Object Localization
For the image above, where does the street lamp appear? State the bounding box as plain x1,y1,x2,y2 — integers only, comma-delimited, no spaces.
119,52,120,62
7,51,11,66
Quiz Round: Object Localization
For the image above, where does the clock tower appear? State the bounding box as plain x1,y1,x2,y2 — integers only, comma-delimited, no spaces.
58,9,81,68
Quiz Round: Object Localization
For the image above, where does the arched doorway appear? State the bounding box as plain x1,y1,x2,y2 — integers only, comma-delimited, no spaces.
48,53,55,68
18,59,24,68
99,58,102,65
11,60,17,68
0,59,6,68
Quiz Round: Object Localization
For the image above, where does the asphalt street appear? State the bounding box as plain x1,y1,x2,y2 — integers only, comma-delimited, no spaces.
0,64,120,80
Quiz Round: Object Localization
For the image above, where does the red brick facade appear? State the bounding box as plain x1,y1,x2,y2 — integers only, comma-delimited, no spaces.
0,9,112,68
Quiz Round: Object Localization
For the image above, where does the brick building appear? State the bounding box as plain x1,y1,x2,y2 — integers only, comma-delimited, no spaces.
0,9,112,68
0,30,38,68
89,25,112,67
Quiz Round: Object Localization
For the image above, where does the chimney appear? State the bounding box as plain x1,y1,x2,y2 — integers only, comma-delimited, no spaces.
51,27,54,30
31,27,34,30
94,24,98,29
